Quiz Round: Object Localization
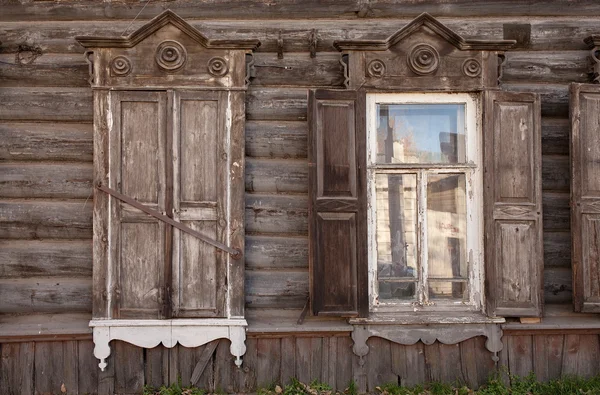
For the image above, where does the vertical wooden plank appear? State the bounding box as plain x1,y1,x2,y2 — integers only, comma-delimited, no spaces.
438,343,462,384
507,336,534,379
280,337,296,386
35,341,79,395
114,341,144,394
497,337,510,386
78,340,99,395
214,339,235,394
423,342,441,383
533,335,563,382
561,334,580,376
403,343,425,387
390,342,407,387
235,337,257,393
62,341,79,395
473,336,496,387
459,338,479,388
324,337,336,388
366,337,395,391
177,343,214,391
97,350,115,395
310,337,323,382
336,336,353,391
0,342,34,395
145,346,169,389
575,335,600,378
295,337,311,384
256,338,281,387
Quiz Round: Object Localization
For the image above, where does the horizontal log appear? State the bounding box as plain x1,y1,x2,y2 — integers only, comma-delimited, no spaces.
245,193,308,235
502,83,569,118
247,87,307,121
246,235,308,269
252,52,344,87
502,51,589,84
0,240,92,278
544,267,572,305
0,122,93,161
245,269,308,309
246,158,308,194
0,199,93,239
541,118,569,156
542,192,569,232
0,162,93,199
0,278,92,314
0,88,92,122
541,155,569,192
246,120,307,159
0,53,89,88
3,2,600,21
544,231,571,268
0,312,92,341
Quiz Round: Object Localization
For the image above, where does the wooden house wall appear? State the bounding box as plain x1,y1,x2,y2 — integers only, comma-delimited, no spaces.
1,1,599,392
2,334,600,394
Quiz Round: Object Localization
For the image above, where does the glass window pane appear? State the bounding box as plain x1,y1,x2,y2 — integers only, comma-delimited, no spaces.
376,104,466,164
427,174,467,285
428,281,467,301
375,174,418,300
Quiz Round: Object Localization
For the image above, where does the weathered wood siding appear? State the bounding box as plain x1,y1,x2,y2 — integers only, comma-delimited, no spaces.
0,2,590,391
2,334,600,394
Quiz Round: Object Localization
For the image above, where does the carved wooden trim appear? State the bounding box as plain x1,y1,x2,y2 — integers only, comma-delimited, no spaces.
91,319,247,371
334,13,515,51
340,54,350,88
155,40,187,72
76,10,259,50
351,324,503,365
585,35,600,84
497,53,506,85
245,53,256,87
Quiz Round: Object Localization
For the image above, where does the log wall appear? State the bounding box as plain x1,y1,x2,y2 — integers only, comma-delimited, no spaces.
0,1,597,392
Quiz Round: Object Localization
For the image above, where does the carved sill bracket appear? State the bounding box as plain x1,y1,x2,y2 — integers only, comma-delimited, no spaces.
585,35,600,84
351,324,503,366
91,319,247,371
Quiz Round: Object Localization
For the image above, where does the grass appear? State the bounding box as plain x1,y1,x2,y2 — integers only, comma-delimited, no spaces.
144,373,600,395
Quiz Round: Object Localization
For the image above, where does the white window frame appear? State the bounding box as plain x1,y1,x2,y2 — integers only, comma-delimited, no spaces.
366,92,484,313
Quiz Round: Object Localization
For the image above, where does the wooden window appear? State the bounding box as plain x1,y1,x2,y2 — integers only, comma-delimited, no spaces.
366,93,483,312
309,88,544,320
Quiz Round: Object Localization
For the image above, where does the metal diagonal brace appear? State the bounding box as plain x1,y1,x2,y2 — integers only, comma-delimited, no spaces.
97,184,242,259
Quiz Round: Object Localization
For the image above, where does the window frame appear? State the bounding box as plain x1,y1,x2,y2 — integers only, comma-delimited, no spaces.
366,92,484,313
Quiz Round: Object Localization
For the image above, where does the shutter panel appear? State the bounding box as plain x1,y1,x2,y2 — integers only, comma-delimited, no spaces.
308,89,368,317
570,83,600,313
172,90,227,318
483,90,543,317
110,91,168,319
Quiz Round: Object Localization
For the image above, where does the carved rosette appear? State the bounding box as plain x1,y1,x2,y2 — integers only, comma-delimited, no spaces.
110,55,132,76
155,40,187,72
366,59,386,78
408,44,439,75
462,58,482,78
207,57,229,77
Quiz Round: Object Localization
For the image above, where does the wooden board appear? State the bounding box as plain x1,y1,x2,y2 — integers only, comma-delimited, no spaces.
246,121,307,159
0,88,92,122
245,270,308,309
246,158,307,194
0,278,92,314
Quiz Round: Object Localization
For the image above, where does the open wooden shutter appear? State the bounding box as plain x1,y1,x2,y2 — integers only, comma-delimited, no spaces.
570,84,600,313
483,90,543,317
110,91,168,319
308,89,368,317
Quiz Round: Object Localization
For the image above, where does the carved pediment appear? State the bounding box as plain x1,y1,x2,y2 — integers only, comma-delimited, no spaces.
335,13,515,91
76,10,260,88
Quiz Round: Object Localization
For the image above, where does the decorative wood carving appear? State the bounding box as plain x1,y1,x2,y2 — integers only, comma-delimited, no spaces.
309,29,318,58
334,13,515,91
76,10,259,371
497,54,506,85
340,54,350,88
351,324,503,364
584,35,600,84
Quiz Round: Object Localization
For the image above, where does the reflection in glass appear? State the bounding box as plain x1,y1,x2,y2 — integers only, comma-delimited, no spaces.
375,174,417,300
376,104,465,164
427,174,467,300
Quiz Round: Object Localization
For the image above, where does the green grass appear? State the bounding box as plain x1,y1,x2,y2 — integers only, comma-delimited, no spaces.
144,374,600,395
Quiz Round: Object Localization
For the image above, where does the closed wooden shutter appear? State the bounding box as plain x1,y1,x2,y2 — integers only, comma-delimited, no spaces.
171,90,227,318
570,84,600,313
110,91,168,319
483,90,543,317
308,89,368,317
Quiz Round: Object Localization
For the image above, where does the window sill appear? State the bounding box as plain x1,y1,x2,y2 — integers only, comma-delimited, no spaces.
349,312,505,325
